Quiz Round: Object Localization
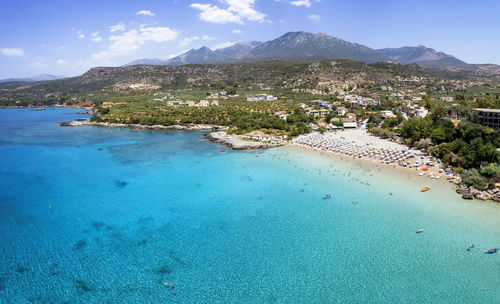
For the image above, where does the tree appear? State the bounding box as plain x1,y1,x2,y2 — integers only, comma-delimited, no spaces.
368,114,382,125
430,128,446,144
226,86,237,95
400,118,433,145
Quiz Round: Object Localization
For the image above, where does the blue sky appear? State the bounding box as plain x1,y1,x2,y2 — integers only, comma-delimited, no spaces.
1,0,499,78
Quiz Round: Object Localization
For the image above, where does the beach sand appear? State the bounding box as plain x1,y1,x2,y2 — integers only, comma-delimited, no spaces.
290,129,449,179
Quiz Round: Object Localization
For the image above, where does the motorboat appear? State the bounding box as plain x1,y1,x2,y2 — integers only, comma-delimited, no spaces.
323,194,332,199
421,187,430,192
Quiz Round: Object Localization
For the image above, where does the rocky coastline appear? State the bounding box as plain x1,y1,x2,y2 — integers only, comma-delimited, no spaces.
451,176,500,202
60,120,228,131
205,131,284,150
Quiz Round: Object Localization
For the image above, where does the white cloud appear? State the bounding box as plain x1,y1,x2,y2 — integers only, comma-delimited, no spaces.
190,3,242,24
57,59,68,65
232,29,242,34
179,36,200,47
226,0,265,21
77,30,85,39
202,35,216,41
179,34,215,47
137,10,155,16
308,14,320,21
109,22,126,33
1,48,24,57
91,31,102,42
191,0,265,24
290,0,311,7
210,41,237,50
89,26,179,65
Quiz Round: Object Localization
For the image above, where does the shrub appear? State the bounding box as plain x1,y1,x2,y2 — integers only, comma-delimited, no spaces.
480,164,500,178
461,169,487,190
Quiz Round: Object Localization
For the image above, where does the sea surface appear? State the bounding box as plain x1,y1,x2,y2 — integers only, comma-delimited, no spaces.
1,107,499,303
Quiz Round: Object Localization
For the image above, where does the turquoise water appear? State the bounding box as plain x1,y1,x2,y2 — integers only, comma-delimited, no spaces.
1,107,500,303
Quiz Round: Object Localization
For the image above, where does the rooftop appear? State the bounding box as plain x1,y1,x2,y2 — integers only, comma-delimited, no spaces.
474,108,500,113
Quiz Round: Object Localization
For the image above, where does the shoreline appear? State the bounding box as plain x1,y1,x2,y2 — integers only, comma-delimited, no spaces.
62,120,281,150
288,130,500,203
58,114,500,203
60,120,228,131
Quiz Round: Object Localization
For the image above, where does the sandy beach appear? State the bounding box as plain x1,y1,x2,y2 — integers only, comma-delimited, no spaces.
290,129,449,179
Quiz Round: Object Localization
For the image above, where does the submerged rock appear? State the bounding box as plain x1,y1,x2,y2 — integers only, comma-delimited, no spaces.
73,240,87,250
114,180,127,188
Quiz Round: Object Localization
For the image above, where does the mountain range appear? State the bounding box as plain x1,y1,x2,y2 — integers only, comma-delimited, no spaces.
0,74,67,83
127,31,468,68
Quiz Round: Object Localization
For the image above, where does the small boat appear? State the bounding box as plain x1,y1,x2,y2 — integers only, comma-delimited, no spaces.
486,248,498,254
416,229,424,233
421,187,430,192
219,149,225,152
323,194,332,199
419,172,425,176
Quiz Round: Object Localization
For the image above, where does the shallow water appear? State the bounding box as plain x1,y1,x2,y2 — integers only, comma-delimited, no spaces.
0,107,499,303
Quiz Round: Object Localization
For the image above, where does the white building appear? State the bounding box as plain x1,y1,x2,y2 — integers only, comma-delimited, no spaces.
416,107,428,118
337,107,347,116
198,100,210,107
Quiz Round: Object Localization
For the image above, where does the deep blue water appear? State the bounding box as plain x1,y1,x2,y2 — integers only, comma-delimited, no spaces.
1,107,500,303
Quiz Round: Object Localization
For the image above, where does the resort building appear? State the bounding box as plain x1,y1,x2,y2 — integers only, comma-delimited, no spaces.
337,107,347,116
380,110,396,118
415,107,428,119
342,117,357,128
275,111,290,120
246,94,277,102
474,108,500,128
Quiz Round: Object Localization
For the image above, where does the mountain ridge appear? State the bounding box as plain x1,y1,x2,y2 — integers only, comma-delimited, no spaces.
125,31,472,68
0,74,67,83
377,45,466,67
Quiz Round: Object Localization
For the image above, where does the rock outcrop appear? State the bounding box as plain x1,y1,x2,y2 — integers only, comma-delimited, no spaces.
205,131,283,150
60,120,228,131
455,184,494,201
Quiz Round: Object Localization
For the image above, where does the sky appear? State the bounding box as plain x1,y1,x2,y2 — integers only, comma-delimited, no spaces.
1,0,500,78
